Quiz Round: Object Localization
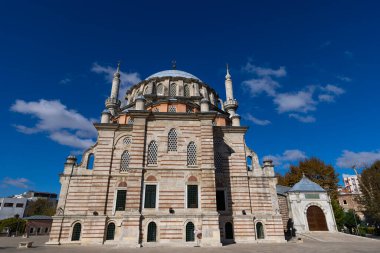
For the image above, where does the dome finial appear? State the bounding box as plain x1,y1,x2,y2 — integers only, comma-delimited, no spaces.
226,63,231,79
172,59,177,70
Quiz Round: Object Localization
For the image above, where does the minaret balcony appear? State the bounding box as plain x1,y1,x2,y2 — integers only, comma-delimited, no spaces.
223,99,238,110
105,97,121,108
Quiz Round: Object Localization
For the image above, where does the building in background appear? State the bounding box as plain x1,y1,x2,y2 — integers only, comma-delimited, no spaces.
342,174,361,194
47,65,285,247
25,215,53,236
0,198,27,220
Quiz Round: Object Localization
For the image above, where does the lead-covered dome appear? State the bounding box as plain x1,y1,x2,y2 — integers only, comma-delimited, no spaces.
146,70,201,82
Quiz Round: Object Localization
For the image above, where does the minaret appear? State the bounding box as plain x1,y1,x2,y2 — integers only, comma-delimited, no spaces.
105,62,122,116
223,65,240,126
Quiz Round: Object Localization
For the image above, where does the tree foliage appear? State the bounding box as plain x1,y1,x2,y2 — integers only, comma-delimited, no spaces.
0,217,26,234
277,157,339,199
344,209,360,234
358,160,380,224
24,199,56,217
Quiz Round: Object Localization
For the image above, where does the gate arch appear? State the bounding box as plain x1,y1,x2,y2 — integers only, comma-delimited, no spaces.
306,205,328,231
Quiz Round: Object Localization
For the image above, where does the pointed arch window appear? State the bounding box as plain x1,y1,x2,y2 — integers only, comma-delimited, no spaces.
256,222,265,239
106,223,115,240
168,128,177,151
71,223,81,241
147,141,158,165
187,142,197,166
186,222,195,241
147,222,157,242
156,84,163,95
120,151,130,172
87,154,94,170
169,83,177,96
184,84,190,97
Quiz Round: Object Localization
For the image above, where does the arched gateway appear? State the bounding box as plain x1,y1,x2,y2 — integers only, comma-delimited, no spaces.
306,206,328,231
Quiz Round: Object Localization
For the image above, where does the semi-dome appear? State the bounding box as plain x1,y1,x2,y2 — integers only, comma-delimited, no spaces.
146,70,201,82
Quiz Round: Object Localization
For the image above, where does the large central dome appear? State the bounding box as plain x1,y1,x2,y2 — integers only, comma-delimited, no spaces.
146,70,201,82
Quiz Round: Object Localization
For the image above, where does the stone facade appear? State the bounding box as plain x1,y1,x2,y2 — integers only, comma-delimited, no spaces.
47,67,285,247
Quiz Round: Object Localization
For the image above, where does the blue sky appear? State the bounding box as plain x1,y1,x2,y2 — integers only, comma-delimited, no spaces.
1,0,380,196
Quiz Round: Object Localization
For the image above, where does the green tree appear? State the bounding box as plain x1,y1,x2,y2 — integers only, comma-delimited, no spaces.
0,217,26,235
331,199,345,230
358,160,380,224
344,209,360,234
24,199,56,217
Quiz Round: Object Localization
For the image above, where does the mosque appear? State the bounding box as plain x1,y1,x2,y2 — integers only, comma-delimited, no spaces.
47,64,333,247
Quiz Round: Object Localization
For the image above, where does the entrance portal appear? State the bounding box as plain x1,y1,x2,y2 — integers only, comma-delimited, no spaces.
306,206,328,231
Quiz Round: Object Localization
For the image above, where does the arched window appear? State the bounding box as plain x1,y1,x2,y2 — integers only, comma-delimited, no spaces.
187,142,197,166
71,223,81,241
87,154,94,170
168,128,177,151
127,117,134,125
156,84,163,95
256,222,265,239
147,141,158,165
184,84,190,97
169,83,177,96
225,222,234,239
147,222,157,242
144,85,150,95
246,156,252,171
186,222,195,241
106,223,115,240
120,151,130,172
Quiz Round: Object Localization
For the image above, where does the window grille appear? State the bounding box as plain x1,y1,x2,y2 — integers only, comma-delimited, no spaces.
71,223,81,241
168,105,176,112
147,141,158,165
169,83,177,96
153,107,159,112
186,222,195,241
187,142,197,165
225,222,234,239
187,185,198,208
120,151,130,172
127,117,134,124
168,128,177,151
216,190,226,211
186,107,192,113
214,152,222,172
123,137,132,145
184,84,190,97
147,222,157,242
156,84,163,95
115,190,126,211
106,223,115,240
144,185,156,208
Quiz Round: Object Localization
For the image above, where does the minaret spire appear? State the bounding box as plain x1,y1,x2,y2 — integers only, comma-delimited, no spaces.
223,64,240,126
105,61,122,116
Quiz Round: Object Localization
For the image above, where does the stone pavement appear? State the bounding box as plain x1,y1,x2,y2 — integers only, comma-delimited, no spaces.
0,235,379,253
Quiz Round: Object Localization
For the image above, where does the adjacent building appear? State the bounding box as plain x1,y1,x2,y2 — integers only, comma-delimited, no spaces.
342,174,361,194
277,175,337,233
0,198,27,220
47,65,285,246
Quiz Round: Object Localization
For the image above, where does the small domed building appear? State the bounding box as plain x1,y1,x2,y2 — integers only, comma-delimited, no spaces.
47,65,285,247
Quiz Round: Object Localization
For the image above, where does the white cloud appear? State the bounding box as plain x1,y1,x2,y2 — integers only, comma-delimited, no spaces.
10,99,97,149
336,150,380,168
336,75,352,82
91,62,141,101
243,63,287,77
1,177,30,189
245,113,271,126
59,78,71,84
321,84,345,95
288,113,316,123
318,94,335,102
264,149,307,166
273,89,317,113
344,51,354,58
242,77,280,97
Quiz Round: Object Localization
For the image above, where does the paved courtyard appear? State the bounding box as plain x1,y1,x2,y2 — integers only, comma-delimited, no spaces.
0,234,379,253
